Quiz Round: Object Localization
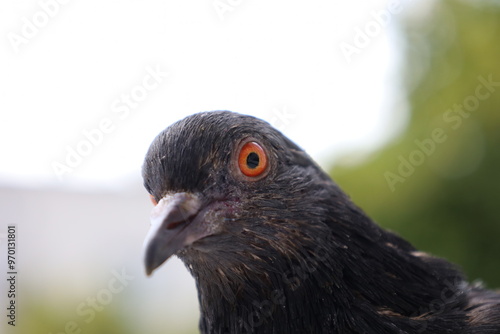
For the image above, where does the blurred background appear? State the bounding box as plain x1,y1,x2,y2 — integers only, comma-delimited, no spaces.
1,0,499,333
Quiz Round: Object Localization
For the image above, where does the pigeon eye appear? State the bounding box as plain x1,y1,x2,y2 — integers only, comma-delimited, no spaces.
238,141,268,177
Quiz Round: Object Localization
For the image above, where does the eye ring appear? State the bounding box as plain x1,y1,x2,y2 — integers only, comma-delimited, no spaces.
237,141,269,178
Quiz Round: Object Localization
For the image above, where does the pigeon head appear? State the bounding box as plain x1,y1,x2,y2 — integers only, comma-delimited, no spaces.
142,110,341,276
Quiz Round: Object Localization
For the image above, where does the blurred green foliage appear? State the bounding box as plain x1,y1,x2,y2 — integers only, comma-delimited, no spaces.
22,299,136,334
22,296,199,334
331,0,500,288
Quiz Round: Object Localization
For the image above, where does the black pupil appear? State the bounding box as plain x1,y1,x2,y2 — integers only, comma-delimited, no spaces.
246,152,260,169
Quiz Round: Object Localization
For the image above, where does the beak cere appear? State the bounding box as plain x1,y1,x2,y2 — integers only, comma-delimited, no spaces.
143,192,203,276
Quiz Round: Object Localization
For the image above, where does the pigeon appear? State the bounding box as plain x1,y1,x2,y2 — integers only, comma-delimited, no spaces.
142,111,500,334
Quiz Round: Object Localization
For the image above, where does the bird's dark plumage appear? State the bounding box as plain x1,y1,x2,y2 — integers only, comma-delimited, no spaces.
142,111,500,334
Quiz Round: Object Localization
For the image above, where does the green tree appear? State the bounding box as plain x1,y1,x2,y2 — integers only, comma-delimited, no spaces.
331,0,500,287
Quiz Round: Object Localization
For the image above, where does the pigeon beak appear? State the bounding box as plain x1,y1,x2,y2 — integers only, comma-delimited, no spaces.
143,192,204,276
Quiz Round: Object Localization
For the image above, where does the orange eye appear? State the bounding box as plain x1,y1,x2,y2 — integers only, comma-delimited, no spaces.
238,141,268,177
149,195,158,206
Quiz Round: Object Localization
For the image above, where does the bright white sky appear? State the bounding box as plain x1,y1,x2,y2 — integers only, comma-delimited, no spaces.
0,0,428,190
